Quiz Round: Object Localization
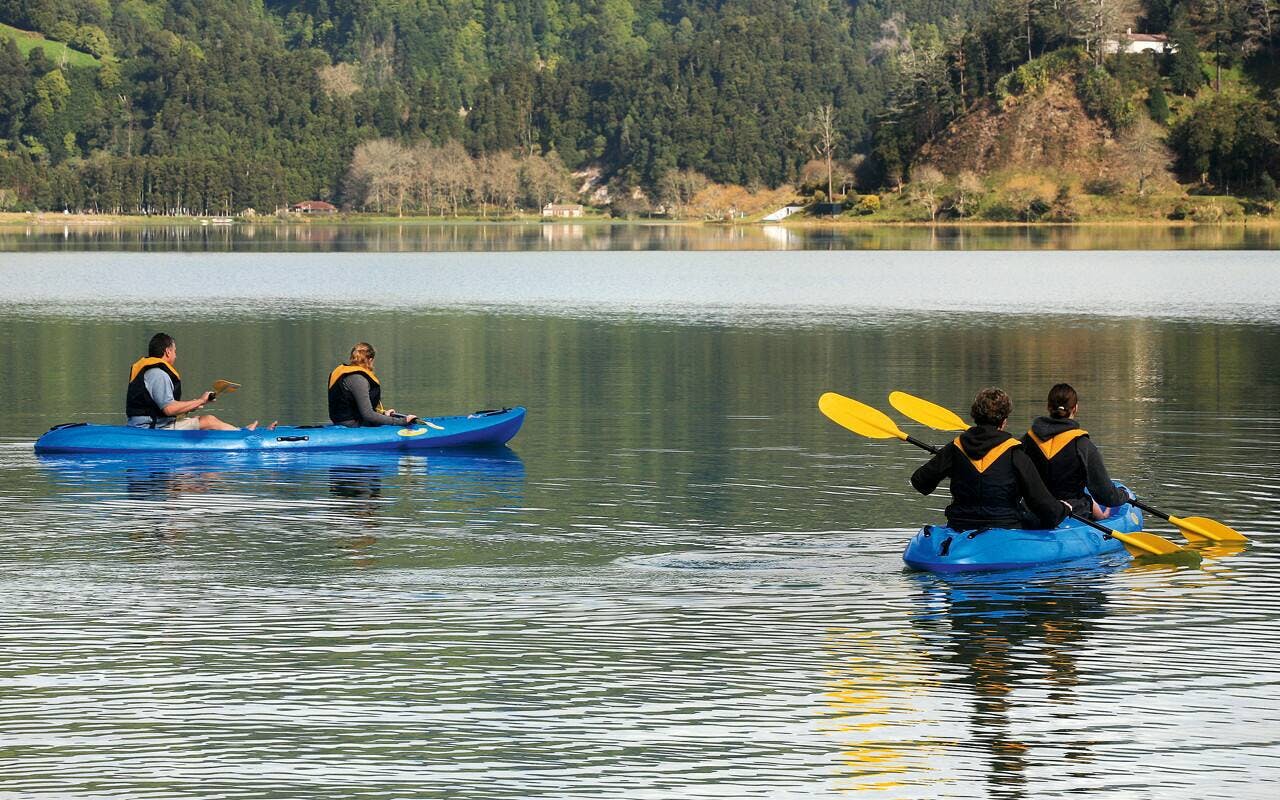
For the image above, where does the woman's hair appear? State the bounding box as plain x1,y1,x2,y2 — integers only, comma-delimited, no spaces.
348,342,376,368
970,387,1012,426
1047,383,1078,419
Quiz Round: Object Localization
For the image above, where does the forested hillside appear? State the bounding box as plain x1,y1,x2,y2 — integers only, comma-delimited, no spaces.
0,0,1276,216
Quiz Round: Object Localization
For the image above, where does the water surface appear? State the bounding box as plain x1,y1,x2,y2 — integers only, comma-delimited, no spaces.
1,246,1278,798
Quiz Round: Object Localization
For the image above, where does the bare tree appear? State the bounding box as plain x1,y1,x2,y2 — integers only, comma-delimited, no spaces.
519,151,573,210
483,151,520,213
659,168,709,218
1118,116,1171,196
436,140,472,216
952,170,985,217
909,164,946,221
1080,0,1136,65
410,141,439,214
346,138,405,212
808,104,839,201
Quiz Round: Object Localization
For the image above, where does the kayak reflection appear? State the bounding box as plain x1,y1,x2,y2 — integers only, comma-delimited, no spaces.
38,446,526,518
909,566,1119,800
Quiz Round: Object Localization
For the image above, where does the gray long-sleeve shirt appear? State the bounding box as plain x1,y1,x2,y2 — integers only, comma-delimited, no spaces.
337,373,404,427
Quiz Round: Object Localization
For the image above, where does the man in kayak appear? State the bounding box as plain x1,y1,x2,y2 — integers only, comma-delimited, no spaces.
328,342,420,427
126,332,256,431
911,387,1070,530
1022,383,1133,519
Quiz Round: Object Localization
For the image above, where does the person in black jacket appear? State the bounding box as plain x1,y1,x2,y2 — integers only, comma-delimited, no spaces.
911,387,1070,531
1021,383,1132,519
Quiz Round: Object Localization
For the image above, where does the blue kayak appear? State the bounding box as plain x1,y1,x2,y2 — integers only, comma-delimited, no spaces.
902,503,1144,573
33,407,525,454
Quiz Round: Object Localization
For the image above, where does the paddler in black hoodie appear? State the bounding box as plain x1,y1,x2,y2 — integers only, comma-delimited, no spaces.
1022,383,1132,519
911,387,1070,531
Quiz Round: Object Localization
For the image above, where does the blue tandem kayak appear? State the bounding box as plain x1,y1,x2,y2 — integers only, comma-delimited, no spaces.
33,407,525,454
902,502,1144,573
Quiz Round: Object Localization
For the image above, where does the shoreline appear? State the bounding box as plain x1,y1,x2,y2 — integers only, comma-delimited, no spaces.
2,211,1278,229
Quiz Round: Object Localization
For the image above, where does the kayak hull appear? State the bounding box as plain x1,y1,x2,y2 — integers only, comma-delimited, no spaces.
903,504,1144,573
33,407,525,454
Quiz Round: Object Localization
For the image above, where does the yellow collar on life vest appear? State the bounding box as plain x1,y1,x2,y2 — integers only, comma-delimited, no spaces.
129,357,180,382
1027,428,1088,459
954,436,1021,473
328,364,380,389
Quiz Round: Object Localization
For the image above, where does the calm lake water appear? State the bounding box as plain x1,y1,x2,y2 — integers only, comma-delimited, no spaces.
2,228,1279,798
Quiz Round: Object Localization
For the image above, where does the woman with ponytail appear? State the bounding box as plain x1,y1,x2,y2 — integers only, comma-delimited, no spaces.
327,342,419,427
1021,383,1132,519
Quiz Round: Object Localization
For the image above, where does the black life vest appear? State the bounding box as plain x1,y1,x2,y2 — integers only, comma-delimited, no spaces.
945,435,1023,528
328,364,381,425
125,357,182,424
1024,428,1091,502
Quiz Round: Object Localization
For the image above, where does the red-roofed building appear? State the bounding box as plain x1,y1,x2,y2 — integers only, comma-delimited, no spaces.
1105,29,1175,55
292,200,338,214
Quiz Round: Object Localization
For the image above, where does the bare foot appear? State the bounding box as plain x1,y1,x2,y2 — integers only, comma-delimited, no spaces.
268,421,278,430
245,420,259,431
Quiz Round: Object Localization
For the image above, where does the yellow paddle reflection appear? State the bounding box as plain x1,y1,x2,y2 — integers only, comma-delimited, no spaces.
821,629,937,794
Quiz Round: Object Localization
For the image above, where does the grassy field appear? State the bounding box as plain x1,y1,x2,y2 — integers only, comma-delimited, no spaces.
0,23,101,69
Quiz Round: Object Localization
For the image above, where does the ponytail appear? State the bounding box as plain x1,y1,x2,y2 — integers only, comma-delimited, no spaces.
1047,383,1078,419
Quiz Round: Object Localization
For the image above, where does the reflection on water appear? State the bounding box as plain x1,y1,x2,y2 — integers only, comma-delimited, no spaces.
911,569,1116,800
1,221,1279,252
1,253,1279,798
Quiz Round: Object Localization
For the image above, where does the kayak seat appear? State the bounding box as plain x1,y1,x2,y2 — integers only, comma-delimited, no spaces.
47,422,89,432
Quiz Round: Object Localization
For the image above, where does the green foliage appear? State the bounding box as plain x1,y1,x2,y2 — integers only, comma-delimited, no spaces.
0,22,101,68
1166,15,1208,95
1079,68,1135,131
1147,84,1171,124
71,24,111,59
995,50,1087,104
0,0,1276,210
1169,92,1279,192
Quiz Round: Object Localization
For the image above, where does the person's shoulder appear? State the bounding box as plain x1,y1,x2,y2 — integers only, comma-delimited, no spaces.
144,367,173,384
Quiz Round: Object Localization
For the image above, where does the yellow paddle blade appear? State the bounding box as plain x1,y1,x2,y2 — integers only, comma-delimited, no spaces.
1166,515,1249,543
818,392,908,441
1112,530,1192,558
888,391,967,432
212,379,240,395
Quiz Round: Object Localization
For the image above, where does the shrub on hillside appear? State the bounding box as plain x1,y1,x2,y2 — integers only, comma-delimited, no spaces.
1084,177,1124,196
1001,175,1057,221
995,49,1087,105
1079,68,1135,131
1046,184,1079,222
855,194,880,215
1147,85,1170,125
980,202,1020,222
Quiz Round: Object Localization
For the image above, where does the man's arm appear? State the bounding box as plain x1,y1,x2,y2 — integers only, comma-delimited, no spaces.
910,445,953,496
1012,449,1069,528
161,394,212,416
145,369,211,417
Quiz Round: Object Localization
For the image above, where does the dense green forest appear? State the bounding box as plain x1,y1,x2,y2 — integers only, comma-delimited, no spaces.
0,0,1276,216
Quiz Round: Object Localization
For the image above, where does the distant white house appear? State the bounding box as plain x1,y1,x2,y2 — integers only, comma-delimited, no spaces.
762,205,804,222
542,203,584,218
1105,29,1175,55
